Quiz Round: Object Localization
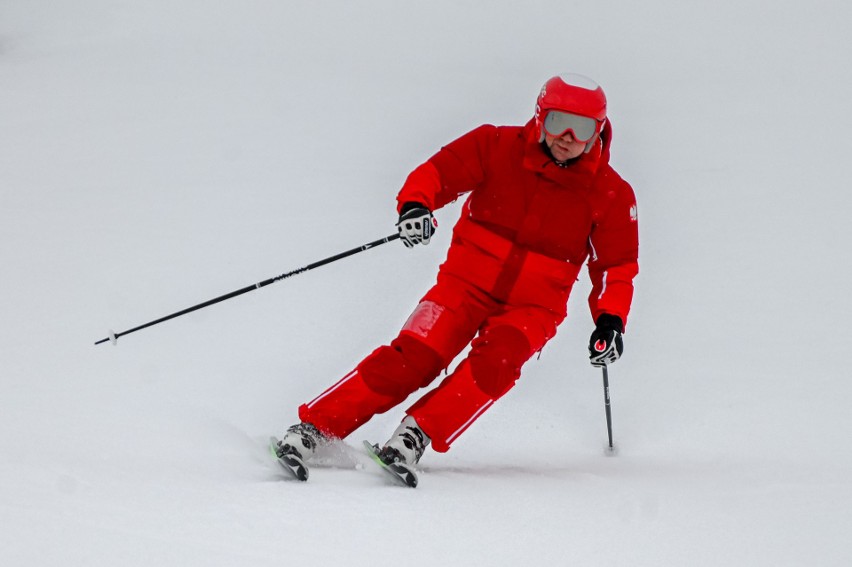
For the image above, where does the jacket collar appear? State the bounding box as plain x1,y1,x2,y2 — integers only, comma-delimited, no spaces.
520,119,610,179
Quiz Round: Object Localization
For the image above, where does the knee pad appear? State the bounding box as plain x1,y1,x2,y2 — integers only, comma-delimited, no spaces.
468,325,532,398
359,334,444,398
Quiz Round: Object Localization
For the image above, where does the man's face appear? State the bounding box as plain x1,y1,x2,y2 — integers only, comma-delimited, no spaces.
544,130,587,162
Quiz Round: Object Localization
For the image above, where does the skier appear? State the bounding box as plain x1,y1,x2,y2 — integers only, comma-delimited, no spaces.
274,73,639,484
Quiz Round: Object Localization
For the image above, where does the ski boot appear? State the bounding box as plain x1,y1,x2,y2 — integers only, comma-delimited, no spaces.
365,416,429,488
270,422,325,481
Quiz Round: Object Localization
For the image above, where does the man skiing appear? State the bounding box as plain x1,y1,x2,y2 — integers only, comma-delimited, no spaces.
274,73,639,485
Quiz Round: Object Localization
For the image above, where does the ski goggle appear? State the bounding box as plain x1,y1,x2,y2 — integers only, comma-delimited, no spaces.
542,110,602,142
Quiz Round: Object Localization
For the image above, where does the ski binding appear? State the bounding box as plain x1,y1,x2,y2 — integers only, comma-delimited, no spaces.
362,440,418,488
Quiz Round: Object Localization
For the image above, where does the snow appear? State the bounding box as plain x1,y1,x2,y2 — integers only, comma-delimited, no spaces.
2,0,851,565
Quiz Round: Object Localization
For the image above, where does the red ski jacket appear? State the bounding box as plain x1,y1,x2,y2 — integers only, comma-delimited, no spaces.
397,119,639,327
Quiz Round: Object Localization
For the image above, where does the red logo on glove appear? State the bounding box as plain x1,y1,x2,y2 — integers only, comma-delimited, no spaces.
595,339,607,352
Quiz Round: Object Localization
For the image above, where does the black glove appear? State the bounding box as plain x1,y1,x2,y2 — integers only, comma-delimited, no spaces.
397,202,437,248
588,314,624,367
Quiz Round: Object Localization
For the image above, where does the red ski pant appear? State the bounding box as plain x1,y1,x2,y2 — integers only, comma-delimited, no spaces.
298,273,563,452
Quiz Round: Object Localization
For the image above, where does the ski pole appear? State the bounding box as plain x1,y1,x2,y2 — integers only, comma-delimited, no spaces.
601,365,615,452
95,233,400,346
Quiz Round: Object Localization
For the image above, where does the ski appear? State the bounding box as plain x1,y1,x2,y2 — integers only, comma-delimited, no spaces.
268,436,309,482
267,436,417,487
362,440,419,488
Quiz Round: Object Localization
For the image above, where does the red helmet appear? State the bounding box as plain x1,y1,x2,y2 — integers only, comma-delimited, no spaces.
535,73,607,141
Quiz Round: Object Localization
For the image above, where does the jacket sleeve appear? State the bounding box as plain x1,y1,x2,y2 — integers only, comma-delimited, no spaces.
587,177,639,329
396,125,496,213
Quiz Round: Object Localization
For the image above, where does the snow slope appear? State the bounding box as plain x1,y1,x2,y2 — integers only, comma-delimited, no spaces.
2,1,851,565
